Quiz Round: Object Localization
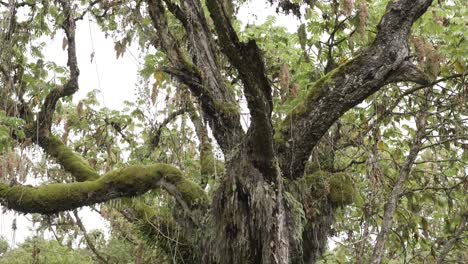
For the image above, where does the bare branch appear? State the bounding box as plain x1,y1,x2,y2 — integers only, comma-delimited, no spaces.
370,100,428,264
367,73,464,131
149,108,189,148
72,210,109,264
436,212,468,264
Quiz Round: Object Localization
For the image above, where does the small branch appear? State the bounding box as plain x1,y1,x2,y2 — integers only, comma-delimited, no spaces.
400,181,465,197
366,73,464,132
332,159,366,172
370,101,428,264
150,108,189,148
436,212,468,264
74,0,102,21
0,0,35,7
72,210,109,264
103,118,133,146
420,136,467,151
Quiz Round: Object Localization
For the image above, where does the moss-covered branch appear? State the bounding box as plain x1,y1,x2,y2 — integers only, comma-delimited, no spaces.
25,1,98,183
37,0,80,136
44,136,99,181
187,103,216,187
0,164,207,214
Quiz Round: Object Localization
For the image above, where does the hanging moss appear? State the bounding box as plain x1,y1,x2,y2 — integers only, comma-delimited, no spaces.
305,170,355,206
200,141,215,183
44,136,99,182
283,191,306,245
0,164,207,214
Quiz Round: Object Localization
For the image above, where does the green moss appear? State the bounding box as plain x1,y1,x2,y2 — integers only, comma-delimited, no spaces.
277,60,353,130
0,180,101,214
162,170,208,208
283,191,306,244
200,142,215,184
305,170,355,206
0,164,207,214
327,172,355,206
46,136,99,182
274,66,342,147
214,100,240,117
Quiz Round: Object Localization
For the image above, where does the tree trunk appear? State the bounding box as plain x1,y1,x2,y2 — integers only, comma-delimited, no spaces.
212,145,293,264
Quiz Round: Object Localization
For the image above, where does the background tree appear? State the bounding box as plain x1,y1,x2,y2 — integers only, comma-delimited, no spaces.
0,0,466,263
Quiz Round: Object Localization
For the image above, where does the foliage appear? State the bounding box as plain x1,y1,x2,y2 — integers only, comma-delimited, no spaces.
0,237,93,264
0,0,466,263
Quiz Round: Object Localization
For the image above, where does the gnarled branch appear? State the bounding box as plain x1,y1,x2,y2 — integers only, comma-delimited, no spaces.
146,0,244,154
206,0,276,177
276,0,434,180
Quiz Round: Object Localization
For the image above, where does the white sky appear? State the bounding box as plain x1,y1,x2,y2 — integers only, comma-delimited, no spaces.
1,1,300,247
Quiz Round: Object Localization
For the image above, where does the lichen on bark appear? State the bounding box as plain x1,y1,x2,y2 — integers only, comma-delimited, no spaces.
304,170,355,206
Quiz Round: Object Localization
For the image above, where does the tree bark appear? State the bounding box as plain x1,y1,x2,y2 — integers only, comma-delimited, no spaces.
276,0,433,180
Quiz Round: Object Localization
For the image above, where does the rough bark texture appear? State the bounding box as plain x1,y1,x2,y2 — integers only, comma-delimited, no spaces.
276,0,433,180
147,0,244,154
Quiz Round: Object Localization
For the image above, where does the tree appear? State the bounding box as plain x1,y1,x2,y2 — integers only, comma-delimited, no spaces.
0,0,466,263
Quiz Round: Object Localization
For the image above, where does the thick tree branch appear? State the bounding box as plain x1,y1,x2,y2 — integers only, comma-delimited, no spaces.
18,1,101,183
205,0,276,177
37,0,79,138
44,136,100,182
146,0,244,154
276,0,434,180
0,164,207,215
